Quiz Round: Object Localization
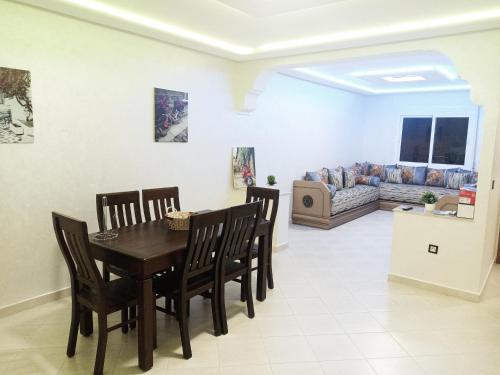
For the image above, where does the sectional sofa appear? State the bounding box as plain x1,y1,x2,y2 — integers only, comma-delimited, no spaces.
292,162,477,229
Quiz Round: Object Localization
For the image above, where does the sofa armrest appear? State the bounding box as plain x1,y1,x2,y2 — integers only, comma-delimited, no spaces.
292,180,332,218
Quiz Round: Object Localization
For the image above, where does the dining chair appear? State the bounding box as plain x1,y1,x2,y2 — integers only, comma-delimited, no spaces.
246,187,279,291
153,209,229,359
95,190,143,281
142,186,181,221
52,212,138,375
219,201,262,335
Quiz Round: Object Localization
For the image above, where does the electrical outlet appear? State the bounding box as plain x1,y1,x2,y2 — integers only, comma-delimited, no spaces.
428,244,438,254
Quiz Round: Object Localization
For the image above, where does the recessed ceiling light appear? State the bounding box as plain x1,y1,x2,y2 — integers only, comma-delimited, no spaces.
383,75,426,83
293,68,469,94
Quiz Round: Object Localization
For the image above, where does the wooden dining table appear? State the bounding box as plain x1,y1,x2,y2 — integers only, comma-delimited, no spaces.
86,217,270,371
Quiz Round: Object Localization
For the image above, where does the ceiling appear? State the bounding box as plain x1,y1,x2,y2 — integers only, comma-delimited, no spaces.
13,0,500,60
282,52,470,95
215,0,346,18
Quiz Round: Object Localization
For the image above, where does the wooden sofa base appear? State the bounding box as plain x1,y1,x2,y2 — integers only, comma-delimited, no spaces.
292,200,422,230
292,201,380,230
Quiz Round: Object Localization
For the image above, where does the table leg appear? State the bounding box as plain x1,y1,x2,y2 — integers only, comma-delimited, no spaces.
80,308,93,336
137,277,154,371
256,235,268,302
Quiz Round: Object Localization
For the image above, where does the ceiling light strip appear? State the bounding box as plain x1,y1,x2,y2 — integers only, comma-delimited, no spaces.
63,0,253,55
352,65,457,80
257,8,500,52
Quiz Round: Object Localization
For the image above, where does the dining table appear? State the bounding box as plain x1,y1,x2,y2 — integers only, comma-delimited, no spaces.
86,216,270,371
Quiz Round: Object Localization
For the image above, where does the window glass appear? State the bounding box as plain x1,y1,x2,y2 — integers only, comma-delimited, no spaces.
432,117,469,165
399,117,432,163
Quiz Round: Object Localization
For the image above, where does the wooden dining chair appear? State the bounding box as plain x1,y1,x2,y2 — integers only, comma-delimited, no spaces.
95,190,143,281
142,187,181,222
246,187,279,291
52,212,138,375
153,209,229,359
219,201,262,335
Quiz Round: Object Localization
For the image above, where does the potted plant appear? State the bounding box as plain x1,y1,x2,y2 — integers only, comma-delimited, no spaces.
267,175,277,187
421,191,438,212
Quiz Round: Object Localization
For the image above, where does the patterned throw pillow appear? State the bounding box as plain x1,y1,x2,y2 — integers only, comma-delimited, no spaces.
385,168,403,184
344,169,356,188
305,168,329,184
328,167,344,190
425,168,445,187
350,162,369,176
369,164,385,180
400,166,427,185
446,172,469,190
355,175,380,187
470,171,478,184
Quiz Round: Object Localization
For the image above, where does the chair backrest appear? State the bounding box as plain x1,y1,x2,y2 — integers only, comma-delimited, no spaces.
181,209,229,289
223,201,262,262
96,190,142,231
52,212,105,298
246,186,279,234
142,187,181,221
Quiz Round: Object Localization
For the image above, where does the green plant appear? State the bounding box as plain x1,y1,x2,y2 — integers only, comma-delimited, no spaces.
267,175,277,186
421,191,438,204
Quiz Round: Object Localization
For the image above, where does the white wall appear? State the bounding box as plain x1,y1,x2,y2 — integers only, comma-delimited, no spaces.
0,2,362,309
357,91,481,170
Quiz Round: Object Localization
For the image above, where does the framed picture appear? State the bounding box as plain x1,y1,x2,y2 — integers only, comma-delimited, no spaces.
0,66,33,143
232,147,256,189
154,88,188,142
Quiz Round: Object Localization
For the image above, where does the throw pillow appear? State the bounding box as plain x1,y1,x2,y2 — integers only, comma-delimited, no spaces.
385,168,403,184
400,165,427,185
355,175,380,187
446,171,469,190
305,168,329,184
327,167,344,190
350,162,368,176
425,168,445,187
369,163,385,180
344,169,356,188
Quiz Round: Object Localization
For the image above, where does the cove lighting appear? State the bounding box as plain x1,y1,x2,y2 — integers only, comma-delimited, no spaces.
257,8,500,53
293,68,469,94
62,0,253,55
352,66,458,80
383,75,426,83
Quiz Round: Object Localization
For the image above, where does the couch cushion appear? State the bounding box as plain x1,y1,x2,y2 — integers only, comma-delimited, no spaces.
327,167,344,190
400,165,427,185
379,182,458,204
331,185,379,215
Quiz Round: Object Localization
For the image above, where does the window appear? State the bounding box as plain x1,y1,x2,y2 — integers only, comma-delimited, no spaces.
432,117,469,165
399,117,432,163
399,116,472,167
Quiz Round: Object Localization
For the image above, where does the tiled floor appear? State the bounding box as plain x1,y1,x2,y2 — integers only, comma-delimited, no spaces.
2,210,500,374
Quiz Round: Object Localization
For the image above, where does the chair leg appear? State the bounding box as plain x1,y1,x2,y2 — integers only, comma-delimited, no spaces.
153,300,157,350
80,308,93,336
67,299,80,357
210,289,222,337
267,243,274,290
94,314,108,375
178,298,192,359
219,283,228,335
102,263,110,282
129,306,136,330
121,309,129,334
245,272,255,319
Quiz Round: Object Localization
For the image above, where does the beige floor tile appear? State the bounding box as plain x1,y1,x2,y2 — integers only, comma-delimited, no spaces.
287,298,330,316
368,357,426,375
306,334,362,361
220,364,272,375
264,336,316,363
271,362,325,375
350,333,407,358
334,313,385,333
257,316,302,337
321,359,376,375
296,315,344,335
217,338,268,366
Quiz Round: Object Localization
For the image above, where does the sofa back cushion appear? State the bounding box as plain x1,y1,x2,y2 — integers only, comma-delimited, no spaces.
385,167,403,184
445,171,470,189
355,175,381,187
425,168,446,187
327,167,344,190
344,169,356,188
305,168,329,184
399,165,427,185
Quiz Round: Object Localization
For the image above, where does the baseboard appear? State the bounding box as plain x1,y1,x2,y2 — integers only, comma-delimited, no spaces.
478,260,495,297
388,273,481,302
0,287,70,318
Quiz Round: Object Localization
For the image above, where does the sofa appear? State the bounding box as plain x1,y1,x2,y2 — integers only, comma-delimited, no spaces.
292,162,477,229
